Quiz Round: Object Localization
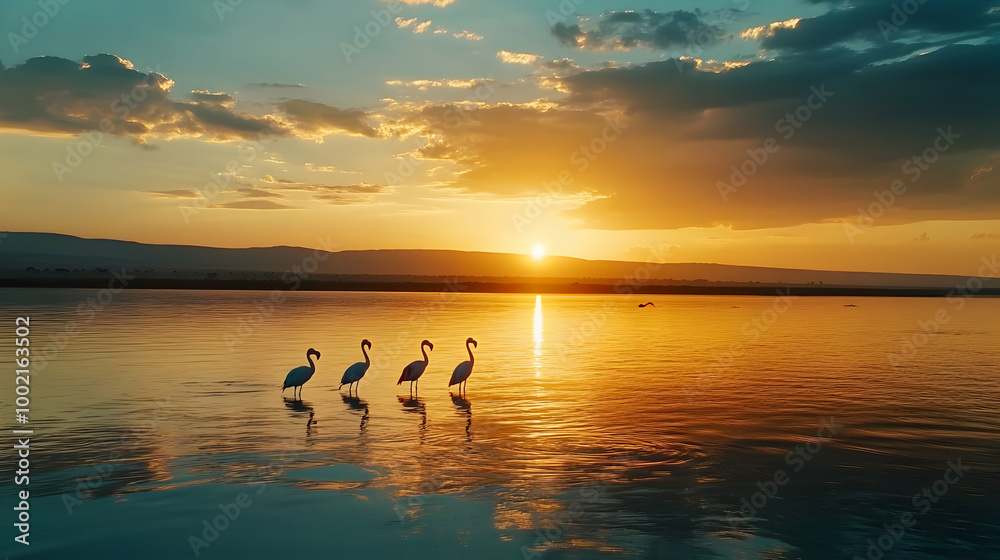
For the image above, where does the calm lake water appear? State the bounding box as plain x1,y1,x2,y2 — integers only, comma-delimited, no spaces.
2,289,999,559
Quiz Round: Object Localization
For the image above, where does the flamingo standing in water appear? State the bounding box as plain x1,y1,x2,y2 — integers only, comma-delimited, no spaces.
448,337,477,394
340,339,372,395
398,340,433,393
282,348,320,400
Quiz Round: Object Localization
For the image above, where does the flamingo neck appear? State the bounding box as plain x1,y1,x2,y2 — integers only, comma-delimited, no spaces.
467,341,475,365
362,344,370,366
307,352,316,372
421,343,429,363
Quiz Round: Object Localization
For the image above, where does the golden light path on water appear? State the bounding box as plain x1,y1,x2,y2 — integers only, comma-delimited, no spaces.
533,294,543,377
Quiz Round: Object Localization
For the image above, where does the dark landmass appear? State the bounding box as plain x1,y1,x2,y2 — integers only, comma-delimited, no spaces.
2,276,998,297
1,231,998,296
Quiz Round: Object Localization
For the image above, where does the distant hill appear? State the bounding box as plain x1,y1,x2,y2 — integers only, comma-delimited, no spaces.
1,231,997,290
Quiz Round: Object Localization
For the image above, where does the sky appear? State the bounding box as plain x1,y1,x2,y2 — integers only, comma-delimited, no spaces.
1,0,998,276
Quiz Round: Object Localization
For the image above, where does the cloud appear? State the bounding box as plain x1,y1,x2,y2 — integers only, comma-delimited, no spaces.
0,54,376,143
397,17,479,40
454,30,483,41
262,175,297,184
211,200,296,210
756,0,1000,52
306,163,338,172
150,189,200,199
394,0,454,5
274,99,379,139
237,188,284,198
551,9,732,52
739,18,802,41
245,82,306,88
396,17,434,34
497,50,543,65
543,58,580,71
386,78,494,90
190,90,236,106
271,182,389,205
387,35,1000,231
548,42,1000,229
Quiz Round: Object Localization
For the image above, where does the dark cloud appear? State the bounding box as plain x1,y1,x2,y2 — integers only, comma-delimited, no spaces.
275,99,379,139
551,41,1000,229
560,43,1000,164
0,54,282,141
392,34,1000,230
235,180,387,206
543,58,578,71
151,189,200,199
237,188,284,198
0,54,377,143
190,90,236,106
552,9,734,52
759,0,1000,51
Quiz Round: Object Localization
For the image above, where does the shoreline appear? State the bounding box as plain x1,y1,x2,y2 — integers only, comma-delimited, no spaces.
3,277,998,297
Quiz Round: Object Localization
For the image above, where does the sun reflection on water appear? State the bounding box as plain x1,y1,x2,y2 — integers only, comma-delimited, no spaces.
533,295,543,376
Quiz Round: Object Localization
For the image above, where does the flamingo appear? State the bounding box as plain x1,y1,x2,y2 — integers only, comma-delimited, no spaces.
282,348,320,400
448,337,477,394
340,339,372,394
398,340,433,393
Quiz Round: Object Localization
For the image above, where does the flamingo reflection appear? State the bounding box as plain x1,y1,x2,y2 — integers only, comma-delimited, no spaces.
451,394,472,441
283,397,317,436
283,397,313,414
398,395,427,440
341,394,370,435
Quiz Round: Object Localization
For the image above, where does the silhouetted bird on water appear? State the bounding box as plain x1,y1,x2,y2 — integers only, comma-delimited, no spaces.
638,302,655,308
340,339,372,395
282,348,320,400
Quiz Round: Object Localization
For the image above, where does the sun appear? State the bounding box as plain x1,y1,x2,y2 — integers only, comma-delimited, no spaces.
531,244,546,261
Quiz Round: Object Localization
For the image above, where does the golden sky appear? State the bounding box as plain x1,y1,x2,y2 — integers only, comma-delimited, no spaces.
1,0,998,276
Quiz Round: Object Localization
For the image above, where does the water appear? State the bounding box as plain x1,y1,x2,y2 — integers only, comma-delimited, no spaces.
2,289,998,559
